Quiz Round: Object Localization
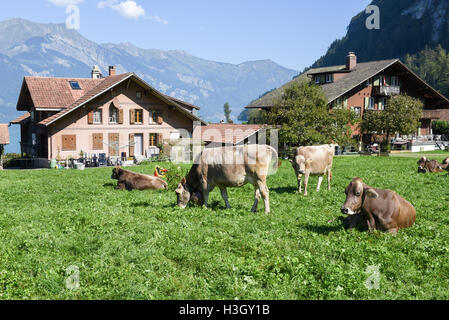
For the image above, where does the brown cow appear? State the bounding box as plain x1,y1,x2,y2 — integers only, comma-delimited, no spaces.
290,145,334,196
340,177,416,234
111,167,168,191
417,157,444,173
175,144,278,213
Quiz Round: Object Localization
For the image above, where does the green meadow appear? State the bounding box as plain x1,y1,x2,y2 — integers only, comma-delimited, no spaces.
1,153,449,300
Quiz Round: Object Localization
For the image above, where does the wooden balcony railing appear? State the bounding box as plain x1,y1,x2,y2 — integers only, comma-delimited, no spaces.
372,85,400,96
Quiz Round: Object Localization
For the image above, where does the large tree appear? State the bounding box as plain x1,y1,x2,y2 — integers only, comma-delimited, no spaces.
361,94,423,151
265,81,359,146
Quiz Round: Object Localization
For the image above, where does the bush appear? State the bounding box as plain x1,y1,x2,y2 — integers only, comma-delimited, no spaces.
432,120,449,134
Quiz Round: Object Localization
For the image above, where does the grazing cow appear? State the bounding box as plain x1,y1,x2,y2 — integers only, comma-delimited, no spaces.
290,145,334,196
417,157,444,173
175,144,278,213
340,177,416,234
111,167,168,191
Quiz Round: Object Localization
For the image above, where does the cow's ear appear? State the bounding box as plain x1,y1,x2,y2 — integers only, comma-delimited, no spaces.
366,188,379,199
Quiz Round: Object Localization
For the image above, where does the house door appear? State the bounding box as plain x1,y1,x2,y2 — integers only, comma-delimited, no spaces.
134,134,143,156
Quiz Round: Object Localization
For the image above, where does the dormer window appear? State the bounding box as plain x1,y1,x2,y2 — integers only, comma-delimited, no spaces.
326,74,333,83
69,81,81,90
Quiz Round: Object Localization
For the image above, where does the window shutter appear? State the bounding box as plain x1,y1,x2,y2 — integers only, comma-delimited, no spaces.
130,109,135,125
93,133,103,150
129,134,135,157
88,111,94,124
118,109,124,124
62,135,76,151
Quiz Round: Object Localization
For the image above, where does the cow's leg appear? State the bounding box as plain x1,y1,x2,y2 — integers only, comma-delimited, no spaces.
251,187,261,213
297,174,303,194
219,186,231,209
317,175,323,192
201,180,211,208
327,169,332,191
303,172,310,196
257,179,270,214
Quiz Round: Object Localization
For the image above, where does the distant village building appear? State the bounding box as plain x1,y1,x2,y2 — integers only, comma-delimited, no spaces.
0,124,10,169
246,52,449,145
11,66,206,161
195,123,268,148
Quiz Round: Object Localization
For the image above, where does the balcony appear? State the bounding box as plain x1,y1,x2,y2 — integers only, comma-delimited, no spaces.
373,85,400,96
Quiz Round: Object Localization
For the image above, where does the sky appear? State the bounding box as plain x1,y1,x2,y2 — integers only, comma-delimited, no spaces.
0,0,372,71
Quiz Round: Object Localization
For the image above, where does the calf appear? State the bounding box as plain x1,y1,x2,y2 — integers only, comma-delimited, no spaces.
417,157,444,173
340,177,416,234
111,167,168,191
175,144,278,213
290,145,334,196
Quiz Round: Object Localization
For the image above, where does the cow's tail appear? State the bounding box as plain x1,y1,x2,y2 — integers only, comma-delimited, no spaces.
268,146,279,175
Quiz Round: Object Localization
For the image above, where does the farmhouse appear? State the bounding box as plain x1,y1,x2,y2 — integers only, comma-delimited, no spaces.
194,123,269,147
0,124,9,169
246,52,449,145
10,66,206,162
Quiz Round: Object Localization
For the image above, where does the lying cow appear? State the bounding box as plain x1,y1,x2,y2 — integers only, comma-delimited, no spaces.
290,145,334,196
340,177,416,234
417,157,444,173
175,144,278,214
111,166,168,191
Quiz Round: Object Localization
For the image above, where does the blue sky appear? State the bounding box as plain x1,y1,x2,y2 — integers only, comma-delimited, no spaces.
0,0,371,71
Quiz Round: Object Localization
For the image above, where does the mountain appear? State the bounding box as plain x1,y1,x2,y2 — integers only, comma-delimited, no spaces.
312,0,449,68
0,19,298,152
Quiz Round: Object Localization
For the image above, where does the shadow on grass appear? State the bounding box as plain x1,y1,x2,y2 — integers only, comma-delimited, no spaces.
301,216,367,235
271,186,297,194
103,182,116,188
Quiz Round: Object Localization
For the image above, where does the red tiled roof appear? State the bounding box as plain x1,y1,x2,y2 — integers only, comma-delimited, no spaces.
0,124,9,145
10,112,31,124
195,123,267,144
23,77,104,109
39,73,133,125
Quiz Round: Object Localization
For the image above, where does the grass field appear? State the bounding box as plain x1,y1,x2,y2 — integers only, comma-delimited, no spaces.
1,153,449,300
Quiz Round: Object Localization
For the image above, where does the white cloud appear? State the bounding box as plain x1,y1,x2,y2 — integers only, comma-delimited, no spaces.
98,0,146,20
147,15,168,25
48,0,84,6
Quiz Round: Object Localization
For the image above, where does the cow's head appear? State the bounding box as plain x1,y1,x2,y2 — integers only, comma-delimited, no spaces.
341,177,379,215
417,157,428,173
111,166,123,180
443,157,449,166
290,155,313,175
175,178,203,209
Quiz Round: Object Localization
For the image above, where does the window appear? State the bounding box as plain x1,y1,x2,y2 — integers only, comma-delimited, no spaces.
134,109,143,124
136,91,142,99
109,106,118,123
332,97,344,109
30,111,35,122
32,133,37,146
149,133,158,147
69,81,81,90
365,78,372,86
315,76,320,84
149,110,157,124
351,107,361,116
326,74,333,83
378,97,387,110
365,97,375,110
390,76,399,86
93,109,102,124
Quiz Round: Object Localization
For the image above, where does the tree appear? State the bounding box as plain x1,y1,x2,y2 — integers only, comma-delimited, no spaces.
223,102,233,123
265,81,359,146
361,94,423,151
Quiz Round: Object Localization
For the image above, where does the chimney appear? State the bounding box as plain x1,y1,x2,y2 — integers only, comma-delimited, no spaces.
346,52,357,70
108,66,116,76
91,65,102,79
